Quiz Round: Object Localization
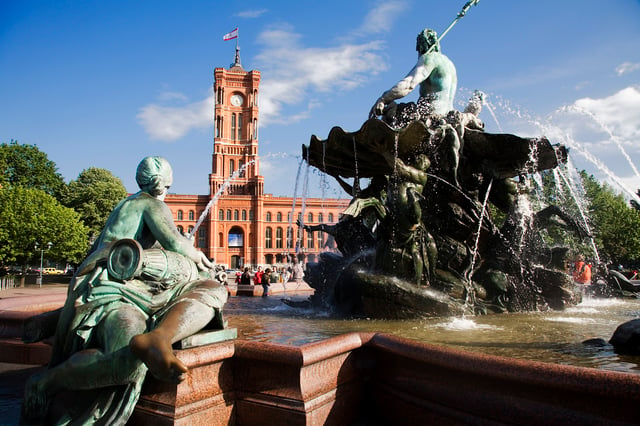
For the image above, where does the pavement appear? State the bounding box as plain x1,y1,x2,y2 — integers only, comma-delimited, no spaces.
0,284,67,425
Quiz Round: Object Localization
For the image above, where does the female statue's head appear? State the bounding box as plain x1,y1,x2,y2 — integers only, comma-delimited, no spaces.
416,28,439,54
136,156,173,198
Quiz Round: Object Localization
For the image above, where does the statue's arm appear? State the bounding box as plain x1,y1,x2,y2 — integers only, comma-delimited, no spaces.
143,200,213,270
371,59,432,116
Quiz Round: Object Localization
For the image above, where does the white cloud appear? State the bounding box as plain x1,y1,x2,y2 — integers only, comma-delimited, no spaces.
255,25,386,126
137,95,214,141
236,9,268,19
616,62,640,76
353,1,408,36
573,86,640,142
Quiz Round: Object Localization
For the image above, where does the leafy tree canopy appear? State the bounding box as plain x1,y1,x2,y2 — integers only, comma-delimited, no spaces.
0,140,65,197
61,167,128,240
0,186,89,268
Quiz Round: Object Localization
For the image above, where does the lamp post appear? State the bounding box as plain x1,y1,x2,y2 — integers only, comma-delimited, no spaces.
35,242,53,287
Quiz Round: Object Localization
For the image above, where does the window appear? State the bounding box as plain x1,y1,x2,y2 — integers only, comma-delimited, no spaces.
242,210,247,221
318,213,323,223
226,210,232,220
232,210,238,221
287,212,292,222
230,159,235,175
277,212,282,222
266,212,272,222
231,114,237,140
218,209,224,220
265,227,272,249
188,210,194,221
249,210,254,221
177,210,183,220
307,231,314,248
317,232,323,248
177,225,184,234
198,227,206,249
328,213,334,223
297,213,302,222
237,113,243,140
307,212,313,223
276,227,283,249
187,226,194,235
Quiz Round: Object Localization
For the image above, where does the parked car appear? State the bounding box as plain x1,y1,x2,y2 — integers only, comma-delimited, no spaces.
42,267,65,275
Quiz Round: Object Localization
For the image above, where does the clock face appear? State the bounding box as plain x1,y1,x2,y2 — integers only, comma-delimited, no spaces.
231,94,244,106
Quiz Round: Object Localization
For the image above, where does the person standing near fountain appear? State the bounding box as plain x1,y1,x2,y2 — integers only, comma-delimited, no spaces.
23,156,228,424
370,28,457,122
573,254,592,286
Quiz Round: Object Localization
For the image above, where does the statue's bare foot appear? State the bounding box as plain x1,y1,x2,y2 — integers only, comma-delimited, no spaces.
130,332,187,383
22,371,50,421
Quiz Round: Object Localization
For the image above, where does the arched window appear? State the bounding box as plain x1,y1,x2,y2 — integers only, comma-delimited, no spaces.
287,212,292,222
177,225,184,234
297,213,302,222
242,210,247,221
187,226,194,235
233,209,239,221
237,113,243,140
218,232,224,247
307,231,314,248
317,231,323,248
276,227,283,249
218,209,224,220
328,213,334,223
277,212,282,222
318,212,323,223
249,210,254,221
265,227,273,249
226,209,232,220
307,212,313,223
177,210,183,220
188,210,194,221
266,212,272,222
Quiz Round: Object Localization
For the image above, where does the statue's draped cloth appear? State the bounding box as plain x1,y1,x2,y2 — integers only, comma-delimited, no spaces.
49,247,227,425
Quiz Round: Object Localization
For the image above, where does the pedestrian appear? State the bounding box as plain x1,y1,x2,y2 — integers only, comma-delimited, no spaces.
240,267,251,285
254,266,264,287
291,258,304,283
262,268,271,296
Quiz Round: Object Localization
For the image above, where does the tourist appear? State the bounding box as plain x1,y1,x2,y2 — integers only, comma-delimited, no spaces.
269,267,280,284
291,258,304,283
254,265,264,287
573,255,592,286
240,267,251,284
23,156,228,424
369,28,457,122
282,266,291,283
262,268,271,296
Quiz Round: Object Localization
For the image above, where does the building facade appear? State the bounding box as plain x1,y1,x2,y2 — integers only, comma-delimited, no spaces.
165,55,348,269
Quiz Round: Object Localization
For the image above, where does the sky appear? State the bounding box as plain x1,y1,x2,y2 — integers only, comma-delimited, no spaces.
1,0,639,203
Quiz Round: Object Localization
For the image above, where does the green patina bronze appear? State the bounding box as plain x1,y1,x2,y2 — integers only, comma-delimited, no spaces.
23,156,229,425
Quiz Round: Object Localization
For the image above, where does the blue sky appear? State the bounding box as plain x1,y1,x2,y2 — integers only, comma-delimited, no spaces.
1,0,639,203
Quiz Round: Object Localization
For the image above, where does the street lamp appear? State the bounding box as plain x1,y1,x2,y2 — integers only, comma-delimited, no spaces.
35,242,53,287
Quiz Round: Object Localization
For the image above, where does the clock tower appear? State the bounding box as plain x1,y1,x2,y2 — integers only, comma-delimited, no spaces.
211,59,262,195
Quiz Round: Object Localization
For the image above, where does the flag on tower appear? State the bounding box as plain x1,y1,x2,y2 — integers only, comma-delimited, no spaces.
223,28,238,41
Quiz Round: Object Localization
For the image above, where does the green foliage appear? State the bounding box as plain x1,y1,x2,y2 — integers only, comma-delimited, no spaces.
580,171,640,266
0,186,89,267
61,167,128,240
0,140,65,198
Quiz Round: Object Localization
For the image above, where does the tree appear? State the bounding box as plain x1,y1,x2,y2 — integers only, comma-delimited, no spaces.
580,172,640,266
0,140,66,198
61,167,128,240
0,186,89,269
